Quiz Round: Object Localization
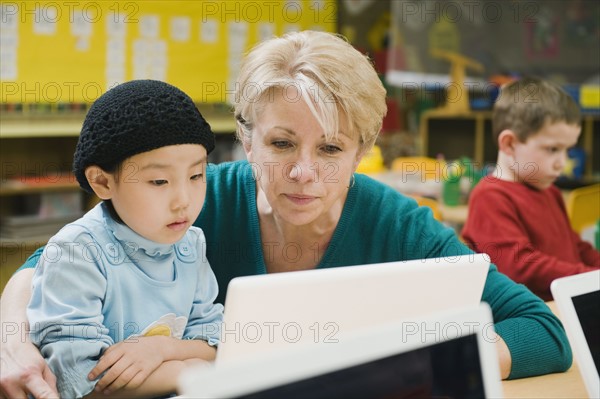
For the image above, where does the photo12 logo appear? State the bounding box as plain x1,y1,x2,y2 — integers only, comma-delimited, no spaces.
220,321,340,344
1,81,103,103
199,1,335,24
398,1,540,24
1,2,139,24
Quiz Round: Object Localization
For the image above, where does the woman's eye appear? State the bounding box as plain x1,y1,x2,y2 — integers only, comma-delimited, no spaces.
272,141,292,149
322,144,342,154
150,179,168,186
190,174,203,181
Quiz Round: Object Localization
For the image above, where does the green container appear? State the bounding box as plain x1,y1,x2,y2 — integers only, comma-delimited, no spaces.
443,177,461,206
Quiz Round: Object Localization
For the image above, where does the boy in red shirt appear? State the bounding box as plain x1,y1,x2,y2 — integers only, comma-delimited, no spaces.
462,77,599,300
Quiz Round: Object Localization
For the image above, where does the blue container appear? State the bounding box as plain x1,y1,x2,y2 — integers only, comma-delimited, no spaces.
568,147,586,179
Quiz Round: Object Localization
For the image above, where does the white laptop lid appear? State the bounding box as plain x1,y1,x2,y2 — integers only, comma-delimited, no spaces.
216,253,490,364
551,269,600,399
180,303,503,398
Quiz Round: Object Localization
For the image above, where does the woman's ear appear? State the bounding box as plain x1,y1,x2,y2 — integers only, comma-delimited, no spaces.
85,166,114,200
498,130,518,156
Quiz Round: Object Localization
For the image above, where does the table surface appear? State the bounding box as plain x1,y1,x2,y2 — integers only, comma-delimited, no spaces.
501,301,589,398
502,361,587,398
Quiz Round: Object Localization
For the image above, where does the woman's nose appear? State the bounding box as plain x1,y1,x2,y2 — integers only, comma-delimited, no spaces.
287,152,318,183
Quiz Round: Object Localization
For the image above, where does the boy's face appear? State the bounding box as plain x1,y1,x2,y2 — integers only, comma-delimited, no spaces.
107,144,207,244
511,121,581,190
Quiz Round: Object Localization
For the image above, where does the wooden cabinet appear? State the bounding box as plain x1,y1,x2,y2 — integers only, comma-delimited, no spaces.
420,110,600,178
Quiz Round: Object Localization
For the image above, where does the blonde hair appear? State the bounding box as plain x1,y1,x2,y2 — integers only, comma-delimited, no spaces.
492,77,581,144
234,30,387,151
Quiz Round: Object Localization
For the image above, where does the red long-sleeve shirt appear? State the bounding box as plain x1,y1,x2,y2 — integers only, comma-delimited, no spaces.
462,176,600,300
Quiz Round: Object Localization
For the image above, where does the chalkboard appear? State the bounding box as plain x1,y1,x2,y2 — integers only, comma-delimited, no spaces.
0,0,337,103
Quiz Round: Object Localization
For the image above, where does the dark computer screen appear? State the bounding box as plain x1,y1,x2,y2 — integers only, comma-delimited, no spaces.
572,290,600,371
236,334,486,399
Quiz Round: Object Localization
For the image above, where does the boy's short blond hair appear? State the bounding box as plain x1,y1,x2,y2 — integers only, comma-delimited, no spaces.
492,77,581,145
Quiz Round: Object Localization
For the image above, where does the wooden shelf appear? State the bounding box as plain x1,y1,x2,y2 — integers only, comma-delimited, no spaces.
420,110,600,179
420,110,493,167
0,107,236,138
0,180,80,196
0,117,84,138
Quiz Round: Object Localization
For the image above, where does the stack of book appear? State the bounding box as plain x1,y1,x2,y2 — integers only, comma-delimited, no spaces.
0,190,83,242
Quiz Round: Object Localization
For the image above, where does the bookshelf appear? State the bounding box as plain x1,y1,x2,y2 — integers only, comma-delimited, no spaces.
0,114,83,291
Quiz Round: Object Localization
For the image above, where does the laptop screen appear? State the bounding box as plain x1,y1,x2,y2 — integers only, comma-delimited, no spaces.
233,334,485,399
572,290,600,371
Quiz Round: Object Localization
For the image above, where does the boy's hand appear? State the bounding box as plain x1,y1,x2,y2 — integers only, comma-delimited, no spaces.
88,336,165,394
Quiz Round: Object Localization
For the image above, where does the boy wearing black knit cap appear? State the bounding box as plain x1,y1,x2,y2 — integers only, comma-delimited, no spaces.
27,80,224,398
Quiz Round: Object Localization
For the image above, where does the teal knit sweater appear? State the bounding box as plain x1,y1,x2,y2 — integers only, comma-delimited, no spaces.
21,160,571,379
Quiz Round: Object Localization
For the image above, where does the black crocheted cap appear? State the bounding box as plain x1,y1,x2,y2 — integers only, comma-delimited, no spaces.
73,80,215,193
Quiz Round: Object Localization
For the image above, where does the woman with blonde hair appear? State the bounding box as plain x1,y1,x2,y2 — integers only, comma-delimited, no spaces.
2,31,571,398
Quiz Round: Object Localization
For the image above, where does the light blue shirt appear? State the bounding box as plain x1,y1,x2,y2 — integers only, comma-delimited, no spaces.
27,202,223,398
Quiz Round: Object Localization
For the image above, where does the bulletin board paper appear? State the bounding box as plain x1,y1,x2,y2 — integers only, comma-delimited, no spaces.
0,1,337,104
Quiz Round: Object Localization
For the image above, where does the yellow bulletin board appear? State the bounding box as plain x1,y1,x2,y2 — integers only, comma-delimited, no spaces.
0,0,336,103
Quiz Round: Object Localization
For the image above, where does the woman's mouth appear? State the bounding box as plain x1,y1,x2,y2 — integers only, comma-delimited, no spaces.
285,194,317,206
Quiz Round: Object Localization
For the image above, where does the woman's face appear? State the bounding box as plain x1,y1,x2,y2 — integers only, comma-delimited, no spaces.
244,89,364,227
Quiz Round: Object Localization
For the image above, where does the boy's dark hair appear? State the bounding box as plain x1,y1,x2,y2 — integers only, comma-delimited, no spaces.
492,77,581,145
73,80,215,194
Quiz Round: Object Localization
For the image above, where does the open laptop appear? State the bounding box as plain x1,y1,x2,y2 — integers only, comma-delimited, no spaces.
215,253,490,364
551,269,600,399
179,303,503,398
